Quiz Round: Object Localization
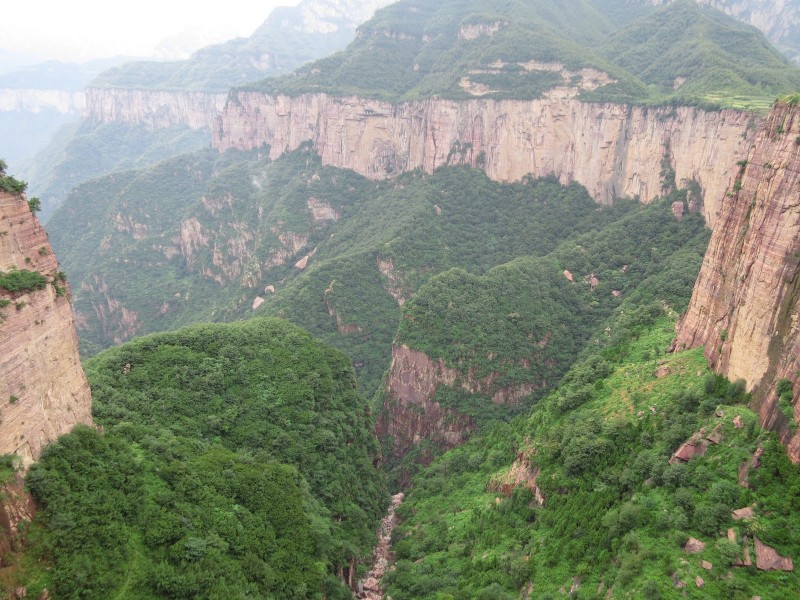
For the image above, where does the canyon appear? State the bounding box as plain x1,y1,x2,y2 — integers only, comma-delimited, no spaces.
0,192,92,468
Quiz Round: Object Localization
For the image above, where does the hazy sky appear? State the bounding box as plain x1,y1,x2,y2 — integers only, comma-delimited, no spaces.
0,1,303,63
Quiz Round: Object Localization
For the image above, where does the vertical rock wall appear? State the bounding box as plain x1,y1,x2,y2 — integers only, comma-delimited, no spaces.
0,192,92,467
214,93,754,226
675,100,800,460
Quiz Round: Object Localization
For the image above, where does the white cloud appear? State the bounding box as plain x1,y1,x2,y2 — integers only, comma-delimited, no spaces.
0,0,302,63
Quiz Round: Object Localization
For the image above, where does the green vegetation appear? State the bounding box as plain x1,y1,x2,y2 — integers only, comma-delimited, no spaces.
247,0,800,110
0,158,27,195
383,312,800,598
19,120,209,222
19,318,386,599
0,269,48,294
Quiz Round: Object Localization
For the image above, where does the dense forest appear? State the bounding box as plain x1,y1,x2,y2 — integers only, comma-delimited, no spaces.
16,319,386,599
254,0,796,111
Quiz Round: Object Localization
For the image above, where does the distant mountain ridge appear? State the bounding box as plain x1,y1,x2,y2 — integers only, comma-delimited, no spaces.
91,0,395,92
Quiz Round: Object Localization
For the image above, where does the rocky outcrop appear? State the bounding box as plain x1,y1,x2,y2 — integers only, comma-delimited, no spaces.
214,93,753,225
376,344,540,461
84,87,227,130
0,473,36,557
0,192,92,467
674,100,800,459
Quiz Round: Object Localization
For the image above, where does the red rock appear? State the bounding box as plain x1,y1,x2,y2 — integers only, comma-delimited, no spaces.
695,576,705,588
214,93,750,226
563,269,574,282
701,560,713,570
674,101,800,459
733,415,744,429
0,192,93,467
684,538,706,554
754,538,794,571
732,507,754,520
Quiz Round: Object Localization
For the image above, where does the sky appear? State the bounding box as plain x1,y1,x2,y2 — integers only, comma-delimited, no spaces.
0,0,303,63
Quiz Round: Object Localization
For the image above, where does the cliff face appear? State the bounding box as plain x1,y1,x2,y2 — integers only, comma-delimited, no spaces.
0,192,92,467
0,89,84,114
675,100,800,459
84,88,227,130
377,344,540,464
214,93,753,225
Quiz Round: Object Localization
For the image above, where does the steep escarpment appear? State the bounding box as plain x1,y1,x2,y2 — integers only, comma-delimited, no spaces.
0,192,92,467
675,99,800,458
0,89,84,114
84,88,227,130
215,93,753,225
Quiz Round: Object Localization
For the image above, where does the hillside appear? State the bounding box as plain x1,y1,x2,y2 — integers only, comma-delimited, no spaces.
383,312,800,598
250,0,800,108
9,318,386,599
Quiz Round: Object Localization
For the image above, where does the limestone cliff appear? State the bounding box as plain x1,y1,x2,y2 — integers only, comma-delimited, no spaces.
0,89,84,114
675,99,800,459
84,88,227,130
0,192,92,467
214,93,753,225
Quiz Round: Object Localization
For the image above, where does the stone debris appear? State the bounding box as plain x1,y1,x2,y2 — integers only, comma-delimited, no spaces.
563,269,574,282
706,423,724,445
612,289,622,297
670,432,708,464
252,296,265,311
265,285,275,294
358,493,405,599
732,506,755,520
754,538,794,571
684,538,706,554
733,415,744,429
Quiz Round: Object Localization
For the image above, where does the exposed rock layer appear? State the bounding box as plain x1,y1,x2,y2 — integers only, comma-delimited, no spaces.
84,88,227,130
214,93,753,225
0,192,92,467
0,89,84,114
377,344,539,463
675,101,800,459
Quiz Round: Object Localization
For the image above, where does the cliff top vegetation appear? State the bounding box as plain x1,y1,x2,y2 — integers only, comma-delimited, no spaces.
248,0,800,111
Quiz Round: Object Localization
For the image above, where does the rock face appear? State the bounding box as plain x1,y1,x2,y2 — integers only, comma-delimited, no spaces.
0,192,92,467
376,344,540,464
0,89,84,114
675,100,800,459
214,93,753,225
84,88,227,130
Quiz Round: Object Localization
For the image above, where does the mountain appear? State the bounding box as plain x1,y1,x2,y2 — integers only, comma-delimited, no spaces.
91,0,395,93
250,0,799,107
651,0,800,65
